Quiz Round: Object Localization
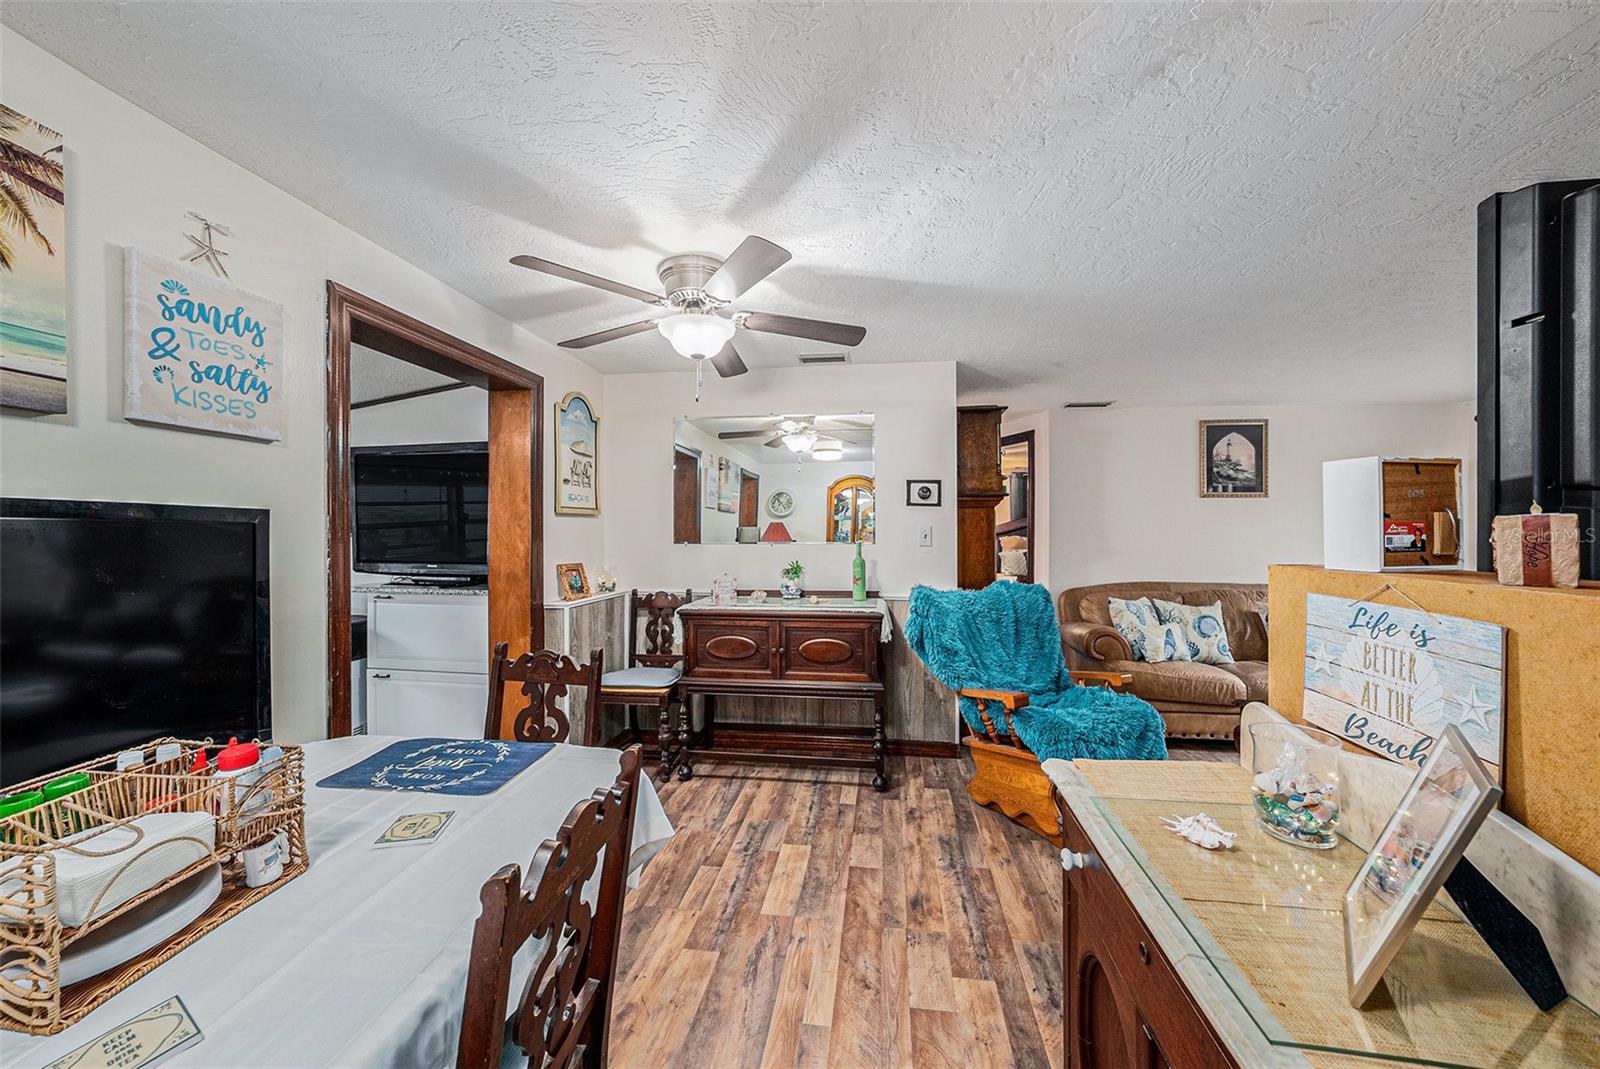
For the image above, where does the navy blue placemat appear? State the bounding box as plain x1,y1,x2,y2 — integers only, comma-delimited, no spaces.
316,738,554,795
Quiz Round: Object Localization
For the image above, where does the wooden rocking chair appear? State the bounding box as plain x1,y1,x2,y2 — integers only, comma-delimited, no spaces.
960,671,1133,846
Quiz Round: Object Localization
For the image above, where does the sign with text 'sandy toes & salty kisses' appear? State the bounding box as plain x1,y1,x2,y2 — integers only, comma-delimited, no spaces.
124,250,283,441
1303,593,1506,781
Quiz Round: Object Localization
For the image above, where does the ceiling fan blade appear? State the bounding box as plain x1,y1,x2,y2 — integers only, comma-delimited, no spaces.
703,237,791,302
739,312,866,347
717,429,773,440
711,342,749,378
557,319,659,349
510,255,663,305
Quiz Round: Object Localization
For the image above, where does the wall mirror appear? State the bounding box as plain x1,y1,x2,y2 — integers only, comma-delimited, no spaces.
672,414,875,545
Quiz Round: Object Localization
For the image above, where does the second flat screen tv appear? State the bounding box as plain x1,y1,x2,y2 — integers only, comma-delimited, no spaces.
351,442,488,578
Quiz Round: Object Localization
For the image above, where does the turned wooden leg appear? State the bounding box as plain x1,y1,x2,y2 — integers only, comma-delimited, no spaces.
655,702,674,781
677,693,695,780
872,691,888,792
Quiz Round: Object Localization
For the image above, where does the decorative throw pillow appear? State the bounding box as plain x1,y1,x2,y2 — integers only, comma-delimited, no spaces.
1151,599,1235,665
1107,596,1190,664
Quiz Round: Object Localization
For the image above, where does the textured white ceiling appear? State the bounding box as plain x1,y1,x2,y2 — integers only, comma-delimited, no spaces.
10,2,1597,409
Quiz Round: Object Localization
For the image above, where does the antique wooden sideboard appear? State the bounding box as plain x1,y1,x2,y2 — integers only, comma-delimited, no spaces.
675,597,891,790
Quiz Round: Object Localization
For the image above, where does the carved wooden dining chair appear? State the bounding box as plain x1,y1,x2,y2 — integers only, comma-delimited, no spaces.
597,589,692,778
485,642,605,746
456,745,642,1069
961,671,1134,846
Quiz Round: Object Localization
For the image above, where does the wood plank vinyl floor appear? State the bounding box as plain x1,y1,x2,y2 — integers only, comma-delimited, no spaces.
610,745,1230,1068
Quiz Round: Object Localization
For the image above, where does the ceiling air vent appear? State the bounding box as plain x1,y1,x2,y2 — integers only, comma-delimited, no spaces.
1061,400,1116,409
798,352,850,366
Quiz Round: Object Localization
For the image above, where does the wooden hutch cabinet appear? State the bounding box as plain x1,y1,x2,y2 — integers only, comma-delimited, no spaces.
956,404,1007,588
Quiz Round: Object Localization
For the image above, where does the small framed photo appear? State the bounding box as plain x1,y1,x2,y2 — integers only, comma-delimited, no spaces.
1343,724,1502,1007
1199,419,1268,497
556,562,591,601
906,479,942,507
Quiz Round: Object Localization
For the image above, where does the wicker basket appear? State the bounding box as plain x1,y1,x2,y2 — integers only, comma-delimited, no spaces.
0,738,307,1035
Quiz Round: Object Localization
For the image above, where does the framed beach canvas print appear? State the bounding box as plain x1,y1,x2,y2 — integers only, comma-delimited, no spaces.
717,456,737,513
0,105,68,415
1199,419,1268,497
1303,592,1506,781
702,457,718,509
124,251,284,441
555,391,598,515
1343,724,1502,1007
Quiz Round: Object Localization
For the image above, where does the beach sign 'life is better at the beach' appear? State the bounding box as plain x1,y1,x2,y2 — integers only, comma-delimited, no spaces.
124,250,284,442
1302,593,1506,781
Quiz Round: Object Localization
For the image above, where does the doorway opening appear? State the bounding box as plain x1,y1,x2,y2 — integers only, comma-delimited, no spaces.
997,430,1034,583
325,283,544,738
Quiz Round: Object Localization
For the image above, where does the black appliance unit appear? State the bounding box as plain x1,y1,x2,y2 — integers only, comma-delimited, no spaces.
0,498,271,786
350,442,488,580
1477,180,1600,579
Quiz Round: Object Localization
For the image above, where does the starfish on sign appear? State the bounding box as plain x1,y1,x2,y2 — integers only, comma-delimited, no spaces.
1455,684,1496,731
1306,639,1334,677
184,211,232,278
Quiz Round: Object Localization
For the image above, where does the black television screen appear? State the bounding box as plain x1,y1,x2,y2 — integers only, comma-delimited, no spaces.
0,498,270,787
352,442,488,577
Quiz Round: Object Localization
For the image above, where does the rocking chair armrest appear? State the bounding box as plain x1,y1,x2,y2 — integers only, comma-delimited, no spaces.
958,688,1029,709
1070,670,1134,691
959,688,1029,744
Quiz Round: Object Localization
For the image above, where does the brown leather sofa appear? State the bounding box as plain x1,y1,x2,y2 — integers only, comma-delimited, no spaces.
1058,581,1269,741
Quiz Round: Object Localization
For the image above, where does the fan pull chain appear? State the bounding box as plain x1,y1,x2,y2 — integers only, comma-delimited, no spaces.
695,358,704,403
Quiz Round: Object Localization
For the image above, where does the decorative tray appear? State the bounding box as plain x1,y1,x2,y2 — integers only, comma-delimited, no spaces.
0,738,307,1035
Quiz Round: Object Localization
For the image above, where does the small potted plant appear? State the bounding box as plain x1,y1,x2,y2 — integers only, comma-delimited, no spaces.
779,560,805,600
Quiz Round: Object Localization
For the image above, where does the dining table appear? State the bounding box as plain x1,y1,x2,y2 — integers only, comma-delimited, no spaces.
0,736,675,1068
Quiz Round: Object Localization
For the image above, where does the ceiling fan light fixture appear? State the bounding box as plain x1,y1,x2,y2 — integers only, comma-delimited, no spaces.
782,431,818,453
811,446,843,461
657,312,735,359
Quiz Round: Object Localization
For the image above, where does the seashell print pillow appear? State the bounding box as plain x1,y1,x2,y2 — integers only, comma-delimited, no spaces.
1151,599,1235,665
1108,596,1190,663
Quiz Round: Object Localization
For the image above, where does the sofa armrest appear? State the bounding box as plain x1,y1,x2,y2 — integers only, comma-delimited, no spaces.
1061,620,1133,663
1070,670,1134,692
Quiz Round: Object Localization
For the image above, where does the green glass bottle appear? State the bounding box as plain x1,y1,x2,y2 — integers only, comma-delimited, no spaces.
852,540,867,601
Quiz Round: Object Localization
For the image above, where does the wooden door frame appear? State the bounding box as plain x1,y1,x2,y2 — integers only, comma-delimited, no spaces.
672,444,702,545
999,429,1035,583
325,282,544,738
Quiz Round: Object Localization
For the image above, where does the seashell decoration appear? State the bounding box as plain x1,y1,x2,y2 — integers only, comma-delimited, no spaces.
1162,812,1237,850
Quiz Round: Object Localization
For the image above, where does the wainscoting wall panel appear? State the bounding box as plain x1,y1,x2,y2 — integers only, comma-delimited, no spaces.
542,589,628,746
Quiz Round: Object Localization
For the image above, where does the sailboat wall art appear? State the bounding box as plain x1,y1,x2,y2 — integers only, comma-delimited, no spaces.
0,104,68,415
1199,419,1268,498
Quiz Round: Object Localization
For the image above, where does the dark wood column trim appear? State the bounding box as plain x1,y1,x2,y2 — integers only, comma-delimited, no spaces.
325,282,545,738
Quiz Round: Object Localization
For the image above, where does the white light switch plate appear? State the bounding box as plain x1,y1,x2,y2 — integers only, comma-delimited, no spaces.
919,525,933,547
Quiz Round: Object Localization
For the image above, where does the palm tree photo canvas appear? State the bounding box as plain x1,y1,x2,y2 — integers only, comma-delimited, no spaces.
0,104,67,415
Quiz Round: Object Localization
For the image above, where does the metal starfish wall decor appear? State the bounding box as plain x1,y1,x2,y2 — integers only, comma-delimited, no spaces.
184,211,231,277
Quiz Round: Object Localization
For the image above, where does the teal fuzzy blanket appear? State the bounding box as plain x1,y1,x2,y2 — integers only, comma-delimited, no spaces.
906,582,1167,763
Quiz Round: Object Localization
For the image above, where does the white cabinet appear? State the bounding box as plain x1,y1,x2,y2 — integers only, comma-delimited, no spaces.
361,589,490,739
366,668,487,739
366,594,490,674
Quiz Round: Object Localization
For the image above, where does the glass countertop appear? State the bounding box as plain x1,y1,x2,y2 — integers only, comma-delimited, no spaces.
1078,761,1600,1068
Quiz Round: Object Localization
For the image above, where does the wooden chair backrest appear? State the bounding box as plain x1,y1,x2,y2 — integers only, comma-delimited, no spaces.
486,642,605,745
457,746,641,1069
630,589,692,670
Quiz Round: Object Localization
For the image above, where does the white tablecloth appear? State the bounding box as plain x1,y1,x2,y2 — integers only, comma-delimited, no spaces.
1,737,674,1068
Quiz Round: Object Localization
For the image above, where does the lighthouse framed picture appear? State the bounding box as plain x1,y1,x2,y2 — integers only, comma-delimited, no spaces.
1199,419,1268,497
555,391,599,516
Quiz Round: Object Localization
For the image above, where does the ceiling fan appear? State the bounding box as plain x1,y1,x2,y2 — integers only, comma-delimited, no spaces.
510,236,866,380
718,415,873,459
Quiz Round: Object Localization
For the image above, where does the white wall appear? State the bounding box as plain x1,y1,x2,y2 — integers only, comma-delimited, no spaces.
0,29,605,743
603,362,956,596
1000,409,1049,586
1047,401,1477,590
348,386,487,447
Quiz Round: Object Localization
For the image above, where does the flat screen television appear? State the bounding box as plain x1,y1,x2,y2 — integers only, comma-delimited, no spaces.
351,442,488,579
0,498,271,787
